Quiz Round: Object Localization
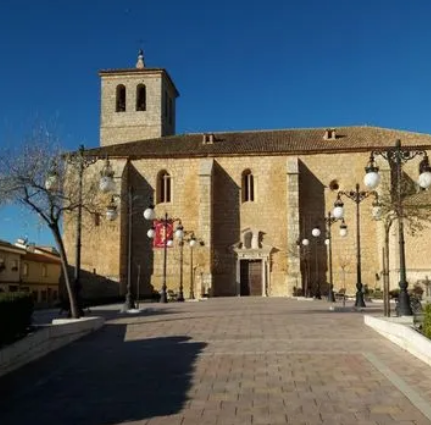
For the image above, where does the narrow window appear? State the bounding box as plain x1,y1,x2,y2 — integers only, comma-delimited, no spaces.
94,213,100,227
136,84,146,111
157,170,171,203
23,263,29,276
242,170,255,202
116,84,126,112
42,265,47,278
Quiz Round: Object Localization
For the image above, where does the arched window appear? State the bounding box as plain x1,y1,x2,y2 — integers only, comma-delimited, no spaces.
136,84,146,111
242,169,254,202
116,84,126,112
157,170,171,203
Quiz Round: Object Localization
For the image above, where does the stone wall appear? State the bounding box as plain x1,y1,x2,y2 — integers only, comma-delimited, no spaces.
100,72,176,146
64,147,431,299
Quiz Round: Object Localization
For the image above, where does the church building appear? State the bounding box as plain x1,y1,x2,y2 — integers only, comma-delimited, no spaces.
63,51,431,301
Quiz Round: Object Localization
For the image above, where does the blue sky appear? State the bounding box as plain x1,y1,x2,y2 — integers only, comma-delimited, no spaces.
1,0,431,245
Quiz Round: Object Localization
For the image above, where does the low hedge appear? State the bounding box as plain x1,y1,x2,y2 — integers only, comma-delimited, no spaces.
0,292,34,346
423,303,431,340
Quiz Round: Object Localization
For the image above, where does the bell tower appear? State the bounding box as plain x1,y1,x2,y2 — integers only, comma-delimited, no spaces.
99,50,180,147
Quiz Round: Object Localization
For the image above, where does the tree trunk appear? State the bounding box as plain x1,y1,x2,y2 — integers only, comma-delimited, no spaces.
50,223,80,318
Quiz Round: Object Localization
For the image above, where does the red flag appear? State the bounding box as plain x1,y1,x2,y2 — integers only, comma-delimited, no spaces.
153,220,173,248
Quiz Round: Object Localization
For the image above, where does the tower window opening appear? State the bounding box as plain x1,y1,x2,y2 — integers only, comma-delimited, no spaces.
242,169,255,202
116,84,126,112
136,84,146,111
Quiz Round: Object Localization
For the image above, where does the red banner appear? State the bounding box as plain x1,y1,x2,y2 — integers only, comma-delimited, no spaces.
153,220,174,248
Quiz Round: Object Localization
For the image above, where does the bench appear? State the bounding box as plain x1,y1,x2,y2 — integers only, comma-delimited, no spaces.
413,311,425,330
412,297,424,330
167,290,178,302
334,288,346,301
394,295,424,327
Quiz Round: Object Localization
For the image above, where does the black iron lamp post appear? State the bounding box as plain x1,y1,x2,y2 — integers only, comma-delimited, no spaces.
69,146,101,314
311,226,323,299
177,226,185,302
364,139,431,316
323,212,348,303
296,237,311,297
176,230,202,301
143,206,183,303
332,184,379,308
188,235,198,300
105,186,141,312
102,158,143,312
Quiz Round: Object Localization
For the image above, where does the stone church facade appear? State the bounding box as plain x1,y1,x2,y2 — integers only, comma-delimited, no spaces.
63,52,431,300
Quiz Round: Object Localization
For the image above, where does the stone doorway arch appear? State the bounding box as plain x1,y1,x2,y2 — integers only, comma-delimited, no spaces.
232,228,273,296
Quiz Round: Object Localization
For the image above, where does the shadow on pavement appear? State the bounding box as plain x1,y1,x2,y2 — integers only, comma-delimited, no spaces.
287,306,385,315
33,304,179,325
0,322,206,425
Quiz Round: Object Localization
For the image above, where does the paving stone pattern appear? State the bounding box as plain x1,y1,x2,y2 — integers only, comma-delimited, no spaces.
1,298,431,425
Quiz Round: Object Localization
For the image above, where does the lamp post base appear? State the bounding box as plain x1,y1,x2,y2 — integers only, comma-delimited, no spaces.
396,289,413,316
355,290,366,308
121,293,135,312
327,285,335,303
314,283,322,299
160,288,168,303
177,289,185,302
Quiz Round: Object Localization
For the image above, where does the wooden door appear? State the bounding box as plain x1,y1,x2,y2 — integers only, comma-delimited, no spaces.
249,260,262,296
240,260,250,295
239,260,262,296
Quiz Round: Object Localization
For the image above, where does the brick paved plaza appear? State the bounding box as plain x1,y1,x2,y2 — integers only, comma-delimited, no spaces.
1,298,431,425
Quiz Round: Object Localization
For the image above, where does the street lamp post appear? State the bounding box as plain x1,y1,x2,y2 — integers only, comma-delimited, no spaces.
333,183,379,308
297,237,311,297
176,231,201,301
178,238,185,302
324,212,348,303
65,145,99,315
105,185,138,312
125,186,135,311
189,235,197,300
102,158,141,312
311,226,322,299
144,206,183,303
364,139,431,316
74,151,84,314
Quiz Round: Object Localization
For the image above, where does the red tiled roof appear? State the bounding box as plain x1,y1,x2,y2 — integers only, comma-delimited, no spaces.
0,240,26,254
84,126,431,160
22,252,61,265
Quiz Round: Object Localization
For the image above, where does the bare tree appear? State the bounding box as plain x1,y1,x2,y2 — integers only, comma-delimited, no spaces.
0,127,100,318
376,173,431,290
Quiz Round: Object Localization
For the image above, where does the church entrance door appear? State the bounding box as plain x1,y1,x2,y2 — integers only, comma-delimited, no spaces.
240,260,262,296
